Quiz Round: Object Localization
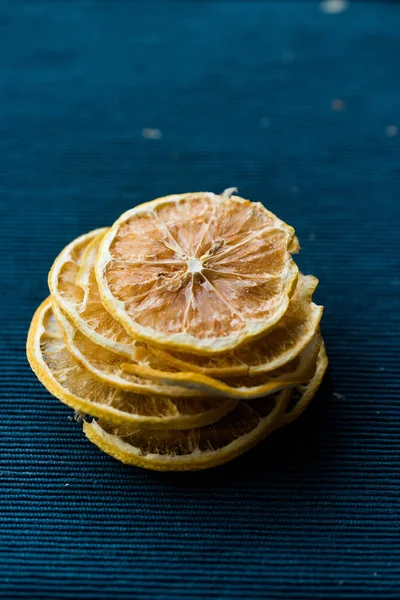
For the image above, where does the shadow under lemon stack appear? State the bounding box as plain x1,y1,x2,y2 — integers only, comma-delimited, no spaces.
27,190,327,471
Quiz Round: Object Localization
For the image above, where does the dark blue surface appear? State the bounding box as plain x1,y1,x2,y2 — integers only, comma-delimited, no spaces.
1,1,400,598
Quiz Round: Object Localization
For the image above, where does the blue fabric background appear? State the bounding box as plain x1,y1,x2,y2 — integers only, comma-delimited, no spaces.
1,1,399,598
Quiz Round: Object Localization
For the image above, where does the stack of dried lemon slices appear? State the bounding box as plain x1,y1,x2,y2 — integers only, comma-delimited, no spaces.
27,190,327,471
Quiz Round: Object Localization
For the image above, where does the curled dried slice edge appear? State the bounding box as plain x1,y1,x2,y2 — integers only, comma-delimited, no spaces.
277,341,328,427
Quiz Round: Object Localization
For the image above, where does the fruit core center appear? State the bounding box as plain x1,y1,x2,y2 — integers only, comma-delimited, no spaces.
187,257,203,274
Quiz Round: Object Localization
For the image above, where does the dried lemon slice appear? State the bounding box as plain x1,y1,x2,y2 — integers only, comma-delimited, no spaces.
49,229,139,360
95,192,299,355
26,299,238,428
83,389,291,471
121,333,321,400
154,274,323,377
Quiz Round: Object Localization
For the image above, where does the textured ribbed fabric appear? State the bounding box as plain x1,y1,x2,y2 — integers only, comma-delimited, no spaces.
1,1,400,598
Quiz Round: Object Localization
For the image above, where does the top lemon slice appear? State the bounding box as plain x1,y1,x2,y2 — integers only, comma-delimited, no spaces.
95,191,299,354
